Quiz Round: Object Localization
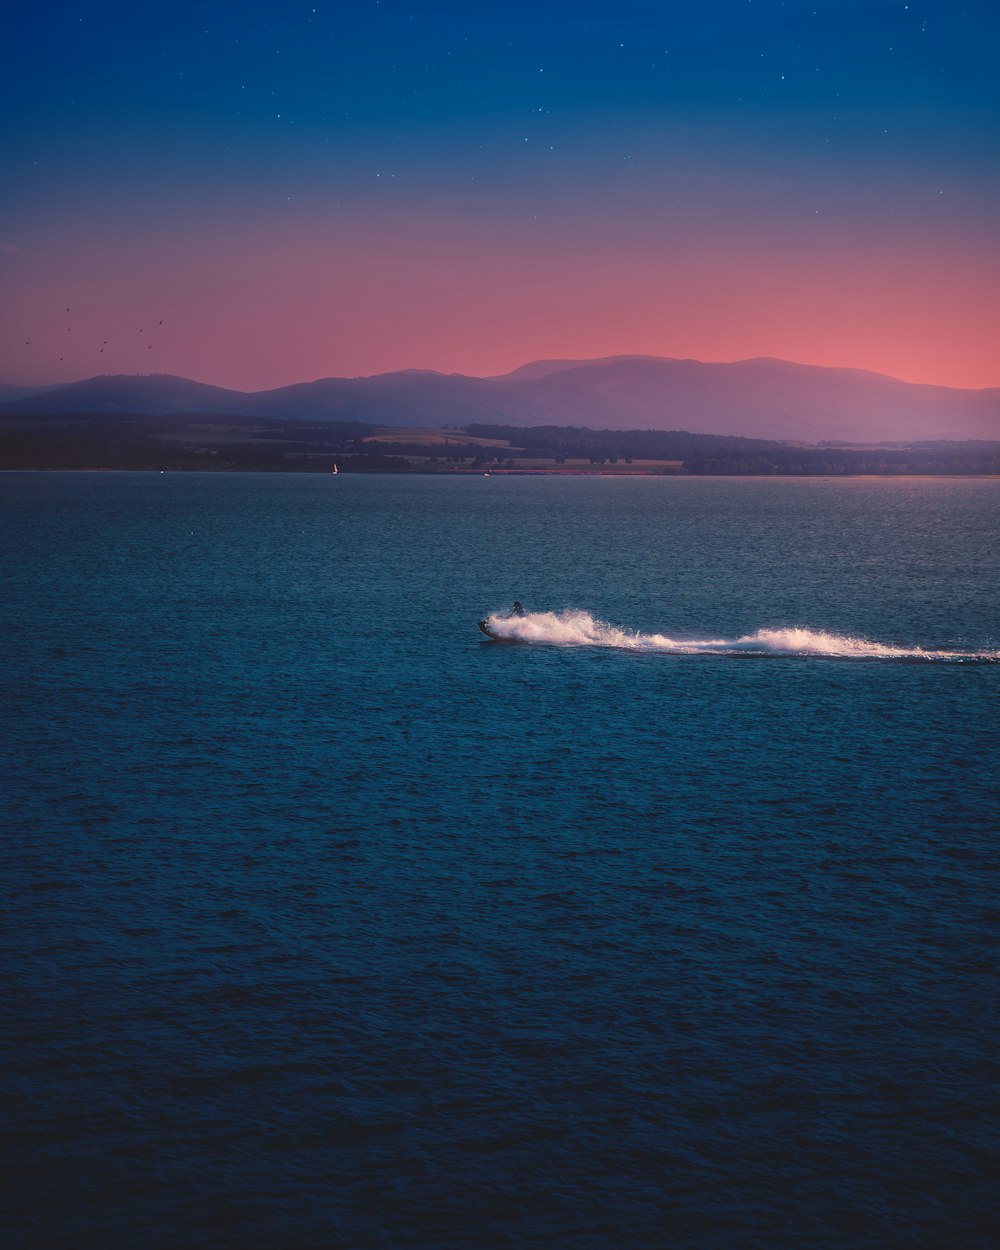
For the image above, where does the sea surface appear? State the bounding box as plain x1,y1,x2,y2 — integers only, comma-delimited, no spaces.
2,472,998,1250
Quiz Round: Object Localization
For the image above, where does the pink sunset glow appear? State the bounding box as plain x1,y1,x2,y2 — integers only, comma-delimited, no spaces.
2,205,998,392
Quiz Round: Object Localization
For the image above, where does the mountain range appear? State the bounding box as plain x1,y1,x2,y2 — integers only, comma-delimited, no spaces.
3,356,998,444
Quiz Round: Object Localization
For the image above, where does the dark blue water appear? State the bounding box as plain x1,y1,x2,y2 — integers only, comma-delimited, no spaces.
2,473,997,1249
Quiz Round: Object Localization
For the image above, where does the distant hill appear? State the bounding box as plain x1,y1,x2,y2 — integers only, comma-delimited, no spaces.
246,371,515,427
490,355,670,382
0,373,250,416
0,382,54,403
3,358,998,443
496,357,1000,443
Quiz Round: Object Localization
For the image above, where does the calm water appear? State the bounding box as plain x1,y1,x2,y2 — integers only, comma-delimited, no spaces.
2,473,998,1250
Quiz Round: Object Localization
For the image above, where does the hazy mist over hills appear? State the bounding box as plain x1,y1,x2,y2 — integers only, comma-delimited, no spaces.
3,357,997,444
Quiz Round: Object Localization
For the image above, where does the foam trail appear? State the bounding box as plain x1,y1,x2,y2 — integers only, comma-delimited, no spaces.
481,610,999,662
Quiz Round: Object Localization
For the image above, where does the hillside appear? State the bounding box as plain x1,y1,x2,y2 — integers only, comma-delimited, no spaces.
2,357,997,443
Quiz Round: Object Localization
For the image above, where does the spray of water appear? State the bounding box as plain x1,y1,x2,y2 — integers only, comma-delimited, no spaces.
480,609,999,662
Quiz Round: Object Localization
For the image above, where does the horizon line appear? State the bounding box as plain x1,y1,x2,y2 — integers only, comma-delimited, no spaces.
5,353,999,396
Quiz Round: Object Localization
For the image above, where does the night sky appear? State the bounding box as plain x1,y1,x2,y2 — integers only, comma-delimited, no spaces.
2,1,998,392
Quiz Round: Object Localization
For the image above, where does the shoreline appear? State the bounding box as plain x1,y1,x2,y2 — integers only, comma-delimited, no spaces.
4,468,999,480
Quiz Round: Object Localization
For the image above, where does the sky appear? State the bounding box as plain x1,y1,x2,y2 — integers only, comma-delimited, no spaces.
2,0,998,392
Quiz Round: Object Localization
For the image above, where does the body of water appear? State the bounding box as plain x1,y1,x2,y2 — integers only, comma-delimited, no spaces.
2,473,997,1249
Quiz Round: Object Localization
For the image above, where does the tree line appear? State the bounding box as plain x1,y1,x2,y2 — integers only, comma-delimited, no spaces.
466,424,1000,475
1,412,997,475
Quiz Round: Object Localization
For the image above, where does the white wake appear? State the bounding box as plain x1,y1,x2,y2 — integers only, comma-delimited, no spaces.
480,610,999,662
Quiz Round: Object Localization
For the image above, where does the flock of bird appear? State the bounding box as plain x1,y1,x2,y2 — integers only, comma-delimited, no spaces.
22,310,164,364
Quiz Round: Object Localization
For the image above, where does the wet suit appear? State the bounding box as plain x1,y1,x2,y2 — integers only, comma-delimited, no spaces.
511,602,525,617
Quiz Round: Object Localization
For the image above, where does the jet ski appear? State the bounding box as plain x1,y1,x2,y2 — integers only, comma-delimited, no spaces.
478,618,523,642
478,603,526,641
